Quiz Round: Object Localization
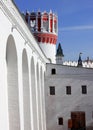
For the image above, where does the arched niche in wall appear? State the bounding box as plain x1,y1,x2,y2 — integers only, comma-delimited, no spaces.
22,49,31,130
6,35,20,130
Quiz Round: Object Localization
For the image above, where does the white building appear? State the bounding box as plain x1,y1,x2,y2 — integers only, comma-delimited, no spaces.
45,63,93,130
0,1,49,130
0,1,93,130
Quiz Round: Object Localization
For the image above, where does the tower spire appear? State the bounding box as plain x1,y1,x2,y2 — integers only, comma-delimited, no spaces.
77,52,82,67
56,43,64,64
56,43,64,57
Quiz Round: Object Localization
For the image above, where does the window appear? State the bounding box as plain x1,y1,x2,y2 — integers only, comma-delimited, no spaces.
51,68,56,75
50,86,55,95
58,117,63,125
82,85,87,94
66,86,71,95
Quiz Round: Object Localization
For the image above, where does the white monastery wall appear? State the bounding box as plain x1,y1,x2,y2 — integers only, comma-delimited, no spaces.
1,1,93,130
45,63,93,130
0,1,48,130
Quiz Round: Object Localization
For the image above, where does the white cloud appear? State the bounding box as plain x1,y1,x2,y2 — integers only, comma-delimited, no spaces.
59,25,93,31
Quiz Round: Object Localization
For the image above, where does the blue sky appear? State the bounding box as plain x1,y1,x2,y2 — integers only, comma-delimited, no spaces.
14,0,93,61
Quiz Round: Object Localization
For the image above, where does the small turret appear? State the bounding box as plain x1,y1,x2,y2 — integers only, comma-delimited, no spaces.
77,53,82,67
56,43,64,64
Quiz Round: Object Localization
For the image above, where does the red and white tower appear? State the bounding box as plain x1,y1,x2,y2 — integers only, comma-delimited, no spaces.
25,10,58,63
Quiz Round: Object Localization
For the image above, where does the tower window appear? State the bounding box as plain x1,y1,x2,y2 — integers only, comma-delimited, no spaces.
51,68,56,75
82,85,87,94
49,86,55,95
66,86,71,95
58,117,63,125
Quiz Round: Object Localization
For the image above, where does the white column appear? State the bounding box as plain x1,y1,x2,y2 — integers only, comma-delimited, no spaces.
56,16,58,34
52,14,54,33
48,14,50,33
36,13,38,31
41,13,43,32
42,70,47,130
18,54,24,130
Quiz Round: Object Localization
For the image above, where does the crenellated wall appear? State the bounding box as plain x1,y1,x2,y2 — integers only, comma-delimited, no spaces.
63,61,93,68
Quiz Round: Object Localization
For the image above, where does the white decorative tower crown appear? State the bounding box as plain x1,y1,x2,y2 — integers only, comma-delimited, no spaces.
25,10,58,63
